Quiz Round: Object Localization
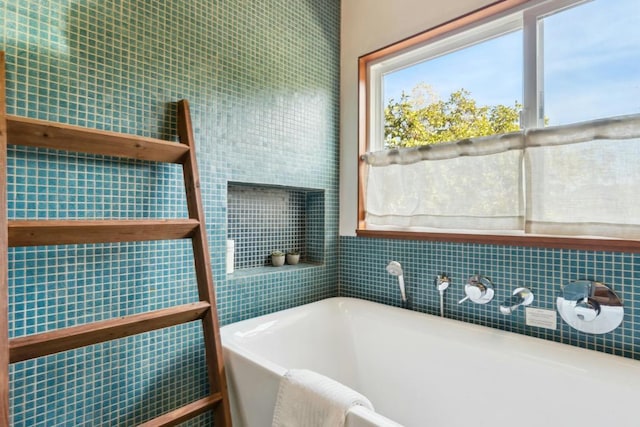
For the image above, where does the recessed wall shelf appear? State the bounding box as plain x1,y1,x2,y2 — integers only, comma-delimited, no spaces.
227,182,325,273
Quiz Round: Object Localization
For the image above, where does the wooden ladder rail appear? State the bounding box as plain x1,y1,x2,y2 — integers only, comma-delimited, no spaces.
0,52,232,427
177,99,233,427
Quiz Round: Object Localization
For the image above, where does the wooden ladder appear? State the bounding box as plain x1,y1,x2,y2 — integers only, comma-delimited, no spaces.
0,51,232,426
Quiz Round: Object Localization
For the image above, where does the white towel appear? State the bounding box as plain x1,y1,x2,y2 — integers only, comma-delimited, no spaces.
272,369,374,427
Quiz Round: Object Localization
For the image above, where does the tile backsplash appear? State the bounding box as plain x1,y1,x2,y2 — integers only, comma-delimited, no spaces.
340,236,638,360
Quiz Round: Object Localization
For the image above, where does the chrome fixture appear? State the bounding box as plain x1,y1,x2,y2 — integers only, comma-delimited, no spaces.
557,280,624,334
500,287,534,314
435,273,450,292
386,261,407,302
458,275,494,305
434,273,450,317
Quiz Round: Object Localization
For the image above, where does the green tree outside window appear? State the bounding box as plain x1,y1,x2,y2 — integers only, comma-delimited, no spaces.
384,83,522,148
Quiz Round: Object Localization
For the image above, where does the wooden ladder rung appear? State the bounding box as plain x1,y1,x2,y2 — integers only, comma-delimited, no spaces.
8,219,199,247
9,301,210,363
6,115,189,164
137,394,222,427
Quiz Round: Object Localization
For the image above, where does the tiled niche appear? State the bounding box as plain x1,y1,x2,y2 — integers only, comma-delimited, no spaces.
227,182,325,273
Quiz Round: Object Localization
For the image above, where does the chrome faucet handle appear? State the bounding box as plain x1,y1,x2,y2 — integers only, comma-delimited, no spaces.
560,280,601,321
458,275,494,304
561,280,593,301
574,298,601,321
500,287,534,314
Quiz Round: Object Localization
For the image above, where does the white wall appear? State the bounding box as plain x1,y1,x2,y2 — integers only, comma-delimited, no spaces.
339,0,495,235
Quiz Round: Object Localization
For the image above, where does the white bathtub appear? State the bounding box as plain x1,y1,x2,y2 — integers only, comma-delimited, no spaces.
220,297,640,427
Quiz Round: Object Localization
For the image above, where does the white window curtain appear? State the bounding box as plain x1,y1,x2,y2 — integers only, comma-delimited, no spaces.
525,115,640,239
362,114,640,238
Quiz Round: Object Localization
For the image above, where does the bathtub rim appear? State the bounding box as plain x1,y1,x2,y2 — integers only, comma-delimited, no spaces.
221,296,640,378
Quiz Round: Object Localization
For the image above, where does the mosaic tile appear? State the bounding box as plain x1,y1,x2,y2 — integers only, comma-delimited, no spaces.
2,0,340,424
339,237,639,360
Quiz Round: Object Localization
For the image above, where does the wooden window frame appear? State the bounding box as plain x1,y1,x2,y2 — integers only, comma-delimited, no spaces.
356,0,640,252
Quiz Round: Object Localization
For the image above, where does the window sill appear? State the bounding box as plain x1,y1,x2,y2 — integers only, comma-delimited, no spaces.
355,228,640,253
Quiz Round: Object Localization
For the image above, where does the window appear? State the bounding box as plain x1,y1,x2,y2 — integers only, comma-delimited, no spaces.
374,15,523,150
358,0,640,250
542,0,640,125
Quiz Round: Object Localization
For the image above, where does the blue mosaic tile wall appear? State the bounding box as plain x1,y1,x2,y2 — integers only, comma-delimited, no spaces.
2,0,340,425
339,237,639,360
